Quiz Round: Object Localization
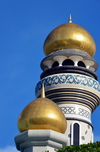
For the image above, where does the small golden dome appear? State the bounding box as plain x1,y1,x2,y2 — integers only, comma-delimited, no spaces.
18,86,67,133
43,22,96,56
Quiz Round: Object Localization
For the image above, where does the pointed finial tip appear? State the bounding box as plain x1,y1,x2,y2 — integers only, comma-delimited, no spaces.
41,83,45,98
68,14,72,23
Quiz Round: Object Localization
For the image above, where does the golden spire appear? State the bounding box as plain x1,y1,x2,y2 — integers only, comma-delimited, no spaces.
68,14,72,23
41,83,45,98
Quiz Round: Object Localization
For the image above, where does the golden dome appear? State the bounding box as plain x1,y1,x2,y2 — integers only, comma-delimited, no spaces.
43,22,96,56
18,86,67,133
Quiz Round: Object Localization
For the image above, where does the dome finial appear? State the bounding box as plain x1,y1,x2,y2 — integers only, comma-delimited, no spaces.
68,14,72,23
41,83,45,98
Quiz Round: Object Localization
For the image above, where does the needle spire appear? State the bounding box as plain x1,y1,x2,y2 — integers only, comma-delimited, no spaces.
68,14,72,23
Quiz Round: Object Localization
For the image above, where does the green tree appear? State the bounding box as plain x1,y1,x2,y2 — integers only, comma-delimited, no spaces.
56,141,100,152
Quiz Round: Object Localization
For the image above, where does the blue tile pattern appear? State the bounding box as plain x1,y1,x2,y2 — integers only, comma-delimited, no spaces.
35,74,100,95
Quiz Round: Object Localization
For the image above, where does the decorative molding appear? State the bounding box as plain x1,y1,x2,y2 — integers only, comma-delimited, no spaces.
61,107,90,119
45,88,100,104
61,107,75,114
45,93,98,108
40,66,98,80
79,108,90,119
54,98,94,111
41,49,98,74
36,74,100,94
46,92,98,105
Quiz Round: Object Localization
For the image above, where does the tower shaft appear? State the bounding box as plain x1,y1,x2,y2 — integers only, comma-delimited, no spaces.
36,48,100,146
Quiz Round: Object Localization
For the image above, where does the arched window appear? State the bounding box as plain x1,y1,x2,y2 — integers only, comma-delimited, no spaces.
52,61,59,68
62,59,74,66
71,122,80,146
78,61,86,67
73,123,79,145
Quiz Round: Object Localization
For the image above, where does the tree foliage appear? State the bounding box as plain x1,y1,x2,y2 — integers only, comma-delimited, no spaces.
56,141,100,152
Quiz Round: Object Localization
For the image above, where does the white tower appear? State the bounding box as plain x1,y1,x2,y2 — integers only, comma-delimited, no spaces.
35,18,100,146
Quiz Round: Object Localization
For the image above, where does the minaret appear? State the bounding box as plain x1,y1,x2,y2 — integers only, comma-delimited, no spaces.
35,16,100,146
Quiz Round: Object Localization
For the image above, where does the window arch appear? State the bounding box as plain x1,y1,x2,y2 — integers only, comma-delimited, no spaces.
78,61,86,67
73,123,79,145
52,61,59,68
62,59,74,66
71,122,80,146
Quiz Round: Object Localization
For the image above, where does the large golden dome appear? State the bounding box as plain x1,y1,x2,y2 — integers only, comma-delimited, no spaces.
18,89,67,133
43,22,96,56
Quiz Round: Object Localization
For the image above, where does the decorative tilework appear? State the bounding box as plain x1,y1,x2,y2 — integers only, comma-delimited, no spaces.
60,107,90,119
35,74,100,94
79,108,90,119
61,107,75,114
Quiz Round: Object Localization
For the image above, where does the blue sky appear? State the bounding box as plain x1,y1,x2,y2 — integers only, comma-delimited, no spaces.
0,0,100,151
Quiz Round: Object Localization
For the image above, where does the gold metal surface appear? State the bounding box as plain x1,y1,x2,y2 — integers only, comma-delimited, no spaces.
18,97,67,133
41,83,45,98
43,23,96,56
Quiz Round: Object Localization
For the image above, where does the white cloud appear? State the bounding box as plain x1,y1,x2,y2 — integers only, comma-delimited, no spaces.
0,146,18,152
